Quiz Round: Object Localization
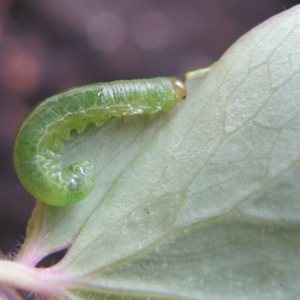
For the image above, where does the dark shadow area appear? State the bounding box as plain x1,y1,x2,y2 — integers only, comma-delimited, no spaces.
35,247,68,268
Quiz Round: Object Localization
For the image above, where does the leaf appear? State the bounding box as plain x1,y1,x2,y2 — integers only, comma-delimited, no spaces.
16,5,300,299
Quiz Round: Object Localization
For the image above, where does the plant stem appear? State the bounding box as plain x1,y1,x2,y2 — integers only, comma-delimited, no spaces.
0,284,23,300
0,260,64,297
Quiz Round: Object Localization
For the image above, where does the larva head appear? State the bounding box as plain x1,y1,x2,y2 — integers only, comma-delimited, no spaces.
170,77,187,101
33,159,95,207
58,160,95,206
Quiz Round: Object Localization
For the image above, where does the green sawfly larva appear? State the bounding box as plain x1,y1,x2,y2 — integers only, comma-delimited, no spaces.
13,77,187,206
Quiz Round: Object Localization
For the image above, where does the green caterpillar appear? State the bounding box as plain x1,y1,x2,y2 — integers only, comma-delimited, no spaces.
13,77,187,206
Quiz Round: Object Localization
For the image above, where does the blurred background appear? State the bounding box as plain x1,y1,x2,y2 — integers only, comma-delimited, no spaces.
0,0,299,255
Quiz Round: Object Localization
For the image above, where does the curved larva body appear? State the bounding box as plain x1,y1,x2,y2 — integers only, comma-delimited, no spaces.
13,77,186,206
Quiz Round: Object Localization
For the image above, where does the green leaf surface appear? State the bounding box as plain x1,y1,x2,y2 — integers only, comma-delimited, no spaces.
17,5,300,299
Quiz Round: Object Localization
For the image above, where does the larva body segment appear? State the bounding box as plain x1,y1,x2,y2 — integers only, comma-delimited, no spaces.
13,77,186,206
